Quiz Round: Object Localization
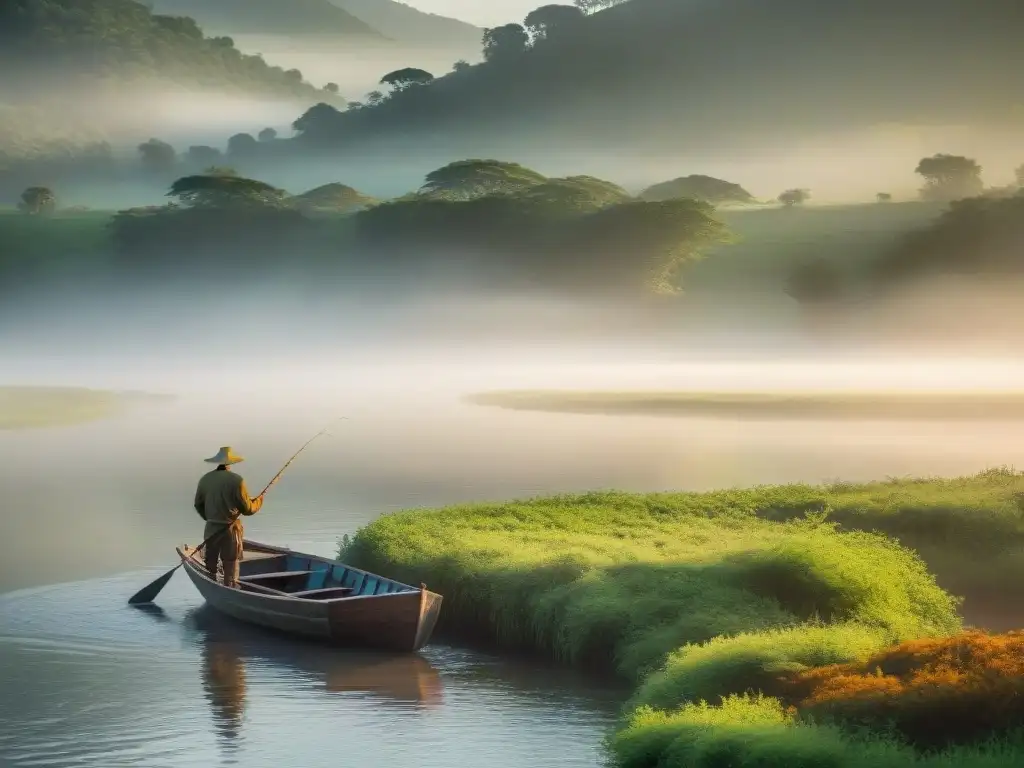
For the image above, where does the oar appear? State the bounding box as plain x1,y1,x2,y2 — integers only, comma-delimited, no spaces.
127,420,340,605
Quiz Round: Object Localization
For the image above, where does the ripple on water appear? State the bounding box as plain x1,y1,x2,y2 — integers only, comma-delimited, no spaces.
0,572,624,768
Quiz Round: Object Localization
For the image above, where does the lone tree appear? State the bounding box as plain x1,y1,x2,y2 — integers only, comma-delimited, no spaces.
167,173,287,209
640,175,755,205
452,59,471,73
324,82,339,94
419,159,548,200
18,186,56,215
524,4,584,41
258,127,278,142
778,188,810,207
876,192,893,203
293,102,344,137
380,68,434,91
482,23,530,62
915,154,984,201
227,132,258,156
137,138,176,174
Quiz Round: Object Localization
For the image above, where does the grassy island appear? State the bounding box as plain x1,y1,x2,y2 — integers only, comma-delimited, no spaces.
341,469,1024,767
0,386,172,429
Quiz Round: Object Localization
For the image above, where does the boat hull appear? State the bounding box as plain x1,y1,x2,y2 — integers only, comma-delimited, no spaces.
178,540,442,653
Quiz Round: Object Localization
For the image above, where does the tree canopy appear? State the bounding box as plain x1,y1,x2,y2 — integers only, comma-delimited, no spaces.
290,183,378,213
640,175,755,205
419,159,548,200
520,175,632,212
778,188,810,207
380,68,435,90
18,186,56,216
915,154,984,201
524,5,584,41
0,0,341,101
482,24,530,62
871,192,1024,287
167,173,287,208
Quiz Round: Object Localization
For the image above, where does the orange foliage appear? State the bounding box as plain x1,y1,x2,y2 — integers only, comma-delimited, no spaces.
782,631,1024,749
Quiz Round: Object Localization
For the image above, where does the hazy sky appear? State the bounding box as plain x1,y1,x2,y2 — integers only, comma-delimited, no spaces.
405,0,546,26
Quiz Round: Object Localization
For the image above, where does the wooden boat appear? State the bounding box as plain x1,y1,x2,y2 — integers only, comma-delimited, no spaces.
177,539,443,652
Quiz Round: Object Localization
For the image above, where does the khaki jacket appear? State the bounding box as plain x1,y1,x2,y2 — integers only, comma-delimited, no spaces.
194,467,263,540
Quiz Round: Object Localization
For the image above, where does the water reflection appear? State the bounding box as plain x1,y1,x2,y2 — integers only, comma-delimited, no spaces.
188,604,444,706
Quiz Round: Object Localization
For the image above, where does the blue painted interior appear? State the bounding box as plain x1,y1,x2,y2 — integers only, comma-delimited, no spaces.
360,576,379,596
306,563,330,590
285,555,305,572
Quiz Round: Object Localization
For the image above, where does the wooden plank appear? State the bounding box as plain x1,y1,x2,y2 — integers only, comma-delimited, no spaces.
293,586,354,598
239,581,293,597
240,570,314,582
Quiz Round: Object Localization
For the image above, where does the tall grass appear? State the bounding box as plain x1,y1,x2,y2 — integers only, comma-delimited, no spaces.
341,469,1024,766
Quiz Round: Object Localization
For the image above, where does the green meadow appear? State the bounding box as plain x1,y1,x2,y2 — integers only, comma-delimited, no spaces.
341,468,1024,767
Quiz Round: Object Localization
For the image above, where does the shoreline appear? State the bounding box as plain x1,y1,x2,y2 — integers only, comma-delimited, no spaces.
341,469,1024,767
0,385,174,429
465,390,1024,421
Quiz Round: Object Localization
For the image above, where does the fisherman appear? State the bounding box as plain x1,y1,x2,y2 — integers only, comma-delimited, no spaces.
193,447,264,588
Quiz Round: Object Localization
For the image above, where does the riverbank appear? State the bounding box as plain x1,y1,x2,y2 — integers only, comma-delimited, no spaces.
340,469,1024,766
0,386,173,429
466,390,1024,421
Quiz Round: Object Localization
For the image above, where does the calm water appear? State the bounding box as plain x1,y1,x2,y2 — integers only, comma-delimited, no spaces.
5,358,1024,767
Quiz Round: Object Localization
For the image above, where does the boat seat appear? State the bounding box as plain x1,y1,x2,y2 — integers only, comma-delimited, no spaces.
239,581,292,596
239,570,314,582
292,586,355,598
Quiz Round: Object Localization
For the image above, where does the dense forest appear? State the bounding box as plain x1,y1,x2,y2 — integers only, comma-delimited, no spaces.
0,0,340,105
283,0,1024,156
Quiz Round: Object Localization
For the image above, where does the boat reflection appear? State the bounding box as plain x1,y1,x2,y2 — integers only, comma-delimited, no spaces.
187,605,445,711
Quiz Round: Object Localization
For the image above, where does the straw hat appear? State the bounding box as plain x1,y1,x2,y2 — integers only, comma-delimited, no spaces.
204,446,245,465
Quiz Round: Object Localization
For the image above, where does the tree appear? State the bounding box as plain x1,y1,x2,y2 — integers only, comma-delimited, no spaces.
778,188,810,207
915,154,983,201
573,0,627,11
324,82,340,94
482,24,529,62
258,127,278,142
138,138,176,174
186,145,222,167
291,183,378,214
294,103,343,137
1015,164,1024,188
876,192,893,203
521,175,631,212
380,68,435,91
365,90,386,106
524,4,584,42
570,199,730,293
227,132,258,156
18,186,56,216
167,173,287,209
419,159,548,200
284,68,303,83
640,175,755,205
452,60,471,73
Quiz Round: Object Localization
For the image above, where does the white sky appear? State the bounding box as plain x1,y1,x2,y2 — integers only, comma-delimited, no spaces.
403,0,549,26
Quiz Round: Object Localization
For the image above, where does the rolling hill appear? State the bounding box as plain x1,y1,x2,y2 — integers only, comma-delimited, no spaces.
332,0,482,49
288,0,1024,160
148,0,385,37
0,0,343,98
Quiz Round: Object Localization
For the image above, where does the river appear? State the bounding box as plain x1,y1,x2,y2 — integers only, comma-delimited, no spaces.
4,355,1024,767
